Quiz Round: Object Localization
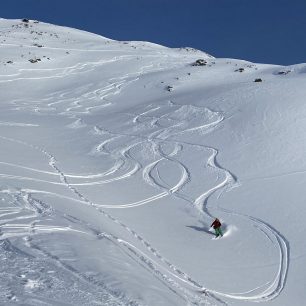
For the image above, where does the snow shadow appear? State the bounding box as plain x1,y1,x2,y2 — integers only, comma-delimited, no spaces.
186,225,213,236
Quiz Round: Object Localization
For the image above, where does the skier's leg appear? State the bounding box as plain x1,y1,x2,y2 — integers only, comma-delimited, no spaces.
218,227,223,237
214,228,219,237
216,228,223,237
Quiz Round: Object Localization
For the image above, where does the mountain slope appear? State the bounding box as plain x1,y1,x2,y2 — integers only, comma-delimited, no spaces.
0,18,306,306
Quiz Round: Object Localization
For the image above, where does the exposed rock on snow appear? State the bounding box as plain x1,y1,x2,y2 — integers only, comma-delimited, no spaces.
192,58,207,66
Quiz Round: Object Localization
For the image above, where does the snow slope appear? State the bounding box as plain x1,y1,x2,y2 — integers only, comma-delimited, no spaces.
0,18,306,306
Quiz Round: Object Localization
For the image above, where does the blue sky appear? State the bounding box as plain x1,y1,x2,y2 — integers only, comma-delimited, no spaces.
2,0,306,65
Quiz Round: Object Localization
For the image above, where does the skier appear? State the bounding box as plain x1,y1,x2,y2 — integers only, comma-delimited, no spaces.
210,218,223,238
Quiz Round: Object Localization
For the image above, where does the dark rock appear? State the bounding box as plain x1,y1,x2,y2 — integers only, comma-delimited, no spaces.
179,47,199,52
29,58,41,63
192,59,207,66
278,70,291,75
235,68,245,72
22,18,29,23
254,78,262,82
166,85,173,92
6,61,13,64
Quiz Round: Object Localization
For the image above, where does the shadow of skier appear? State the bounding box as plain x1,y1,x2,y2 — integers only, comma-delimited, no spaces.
186,225,213,235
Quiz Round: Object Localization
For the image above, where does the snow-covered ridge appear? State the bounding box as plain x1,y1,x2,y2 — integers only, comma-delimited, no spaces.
0,18,210,67
0,18,306,306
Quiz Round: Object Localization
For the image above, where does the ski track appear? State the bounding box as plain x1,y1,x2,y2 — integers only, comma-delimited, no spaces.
199,145,289,302
90,101,289,303
44,148,213,305
0,186,87,242
62,214,210,306
0,135,216,305
0,97,289,305
0,54,290,304
0,54,138,84
26,99,292,302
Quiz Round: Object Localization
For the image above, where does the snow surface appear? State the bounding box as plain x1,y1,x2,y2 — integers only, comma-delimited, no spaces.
0,18,306,306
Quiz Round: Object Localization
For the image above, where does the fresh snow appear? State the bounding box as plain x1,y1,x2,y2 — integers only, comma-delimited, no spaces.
0,18,306,306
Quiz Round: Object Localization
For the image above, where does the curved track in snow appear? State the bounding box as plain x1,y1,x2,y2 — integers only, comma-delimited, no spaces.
0,136,214,305
0,96,289,305
0,38,290,304
86,100,289,304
